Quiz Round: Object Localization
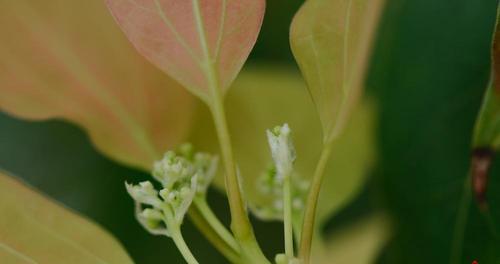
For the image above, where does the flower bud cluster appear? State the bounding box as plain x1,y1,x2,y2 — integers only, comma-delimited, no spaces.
252,165,309,220
251,124,309,220
267,124,296,178
126,144,218,236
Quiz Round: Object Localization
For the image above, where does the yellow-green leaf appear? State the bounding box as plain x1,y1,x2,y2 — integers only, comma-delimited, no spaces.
0,171,133,263
105,0,266,103
0,0,195,171
190,66,377,226
290,0,384,142
312,213,390,264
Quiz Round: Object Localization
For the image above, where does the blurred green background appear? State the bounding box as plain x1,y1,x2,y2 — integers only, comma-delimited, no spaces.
1,0,499,263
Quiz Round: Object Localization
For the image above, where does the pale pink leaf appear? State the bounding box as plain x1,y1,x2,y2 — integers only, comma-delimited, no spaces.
0,0,195,170
105,0,266,102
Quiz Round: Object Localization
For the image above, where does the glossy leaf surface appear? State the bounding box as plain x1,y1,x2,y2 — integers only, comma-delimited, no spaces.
0,0,194,171
190,66,377,227
290,0,384,141
373,0,500,262
105,0,265,101
0,171,133,263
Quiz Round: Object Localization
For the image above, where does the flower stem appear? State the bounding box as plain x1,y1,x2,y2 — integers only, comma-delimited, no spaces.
194,197,240,253
209,98,270,263
171,227,199,264
188,207,241,263
164,208,199,264
283,174,294,258
299,140,334,263
209,97,248,236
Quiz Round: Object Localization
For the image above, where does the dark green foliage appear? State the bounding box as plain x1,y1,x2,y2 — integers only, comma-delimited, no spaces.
370,0,500,263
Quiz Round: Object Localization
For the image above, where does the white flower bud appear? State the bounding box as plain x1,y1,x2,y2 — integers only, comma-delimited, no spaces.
174,176,198,224
267,124,296,179
159,188,170,200
141,208,164,221
125,181,161,207
134,203,169,237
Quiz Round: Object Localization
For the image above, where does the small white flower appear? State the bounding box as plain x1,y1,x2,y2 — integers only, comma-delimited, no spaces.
125,181,161,207
250,124,310,222
152,151,194,189
267,124,296,179
134,203,169,236
126,144,217,236
192,153,218,195
174,175,198,224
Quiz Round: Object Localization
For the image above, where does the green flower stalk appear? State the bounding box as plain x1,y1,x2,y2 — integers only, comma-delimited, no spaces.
251,124,308,262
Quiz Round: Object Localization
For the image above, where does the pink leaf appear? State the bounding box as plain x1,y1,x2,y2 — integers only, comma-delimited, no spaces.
105,0,265,101
0,0,195,171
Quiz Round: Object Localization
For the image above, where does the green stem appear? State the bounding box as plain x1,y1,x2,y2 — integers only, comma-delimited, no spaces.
171,227,200,264
299,140,334,264
450,172,471,264
292,213,302,245
209,97,249,236
209,99,270,264
194,197,240,252
190,3,267,261
191,2,267,261
163,207,199,264
188,207,241,263
283,174,294,258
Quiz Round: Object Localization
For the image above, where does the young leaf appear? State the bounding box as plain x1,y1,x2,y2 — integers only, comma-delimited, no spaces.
105,0,266,102
189,66,377,229
0,171,133,263
290,0,384,142
0,0,195,171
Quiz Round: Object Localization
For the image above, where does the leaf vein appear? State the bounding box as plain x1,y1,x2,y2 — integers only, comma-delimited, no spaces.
0,242,39,264
153,0,204,66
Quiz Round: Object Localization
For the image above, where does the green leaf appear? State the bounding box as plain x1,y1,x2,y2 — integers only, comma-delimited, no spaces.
190,65,377,227
105,0,265,103
0,0,195,171
290,0,384,142
0,171,133,263
372,0,500,262
473,7,500,150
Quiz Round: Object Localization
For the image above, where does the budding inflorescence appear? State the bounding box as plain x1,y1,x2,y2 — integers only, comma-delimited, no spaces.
267,124,296,178
251,124,309,221
253,165,309,220
125,144,218,236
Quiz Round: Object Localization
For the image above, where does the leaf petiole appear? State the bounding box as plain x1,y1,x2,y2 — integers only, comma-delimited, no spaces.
299,140,334,263
208,99,270,264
